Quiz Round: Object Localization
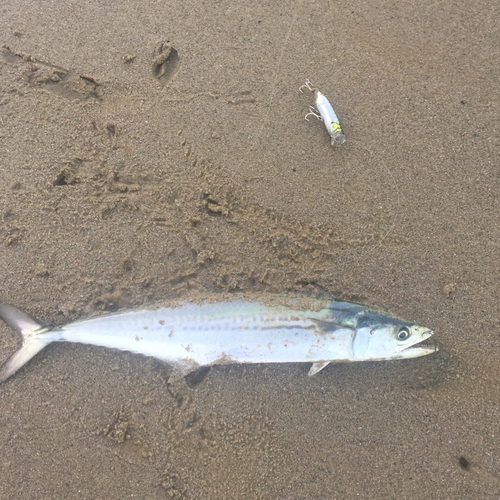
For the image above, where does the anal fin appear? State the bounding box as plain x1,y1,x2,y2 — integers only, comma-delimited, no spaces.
308,361,330,376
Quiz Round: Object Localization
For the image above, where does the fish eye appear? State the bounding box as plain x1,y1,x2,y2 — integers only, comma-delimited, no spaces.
397,327,411,340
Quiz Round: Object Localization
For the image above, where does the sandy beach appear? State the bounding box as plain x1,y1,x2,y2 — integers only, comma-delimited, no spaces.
0,0,499,498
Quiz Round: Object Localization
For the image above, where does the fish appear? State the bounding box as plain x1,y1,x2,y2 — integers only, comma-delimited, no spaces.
0,298,437,384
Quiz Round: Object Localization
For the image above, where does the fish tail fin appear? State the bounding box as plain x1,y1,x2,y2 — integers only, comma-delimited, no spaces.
0,301,53,383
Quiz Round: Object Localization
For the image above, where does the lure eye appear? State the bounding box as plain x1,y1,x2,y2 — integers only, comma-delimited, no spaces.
397,327,411,340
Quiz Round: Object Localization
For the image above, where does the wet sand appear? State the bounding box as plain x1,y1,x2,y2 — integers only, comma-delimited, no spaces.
0,0,499,498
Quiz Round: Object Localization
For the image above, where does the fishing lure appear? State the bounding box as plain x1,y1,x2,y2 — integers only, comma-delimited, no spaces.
300,79,346,145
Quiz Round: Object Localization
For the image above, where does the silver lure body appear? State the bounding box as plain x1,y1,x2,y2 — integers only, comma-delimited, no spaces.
314,91,346,145
300,79,346,145
0,299,437,384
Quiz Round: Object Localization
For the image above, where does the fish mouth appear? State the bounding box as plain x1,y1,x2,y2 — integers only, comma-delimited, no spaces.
398,330,438,357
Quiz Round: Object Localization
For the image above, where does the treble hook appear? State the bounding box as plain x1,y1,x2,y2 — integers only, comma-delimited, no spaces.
304,106,322,122
299,79,317,94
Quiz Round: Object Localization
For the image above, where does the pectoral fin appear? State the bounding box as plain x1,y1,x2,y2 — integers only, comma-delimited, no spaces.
308,361,330,376
310,318,346,333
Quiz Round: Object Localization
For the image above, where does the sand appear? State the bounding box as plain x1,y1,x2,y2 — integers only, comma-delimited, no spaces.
0,0,499,498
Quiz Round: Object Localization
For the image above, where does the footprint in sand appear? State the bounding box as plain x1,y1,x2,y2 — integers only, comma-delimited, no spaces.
1,46,100,101
152,40,180,86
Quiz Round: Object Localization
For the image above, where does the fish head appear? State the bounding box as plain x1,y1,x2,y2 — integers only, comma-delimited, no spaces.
352,320,437,361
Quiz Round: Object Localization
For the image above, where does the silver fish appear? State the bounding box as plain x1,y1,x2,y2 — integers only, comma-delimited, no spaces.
0,299,437,384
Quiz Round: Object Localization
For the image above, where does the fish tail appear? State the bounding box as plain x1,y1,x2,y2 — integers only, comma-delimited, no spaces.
0,301,54,383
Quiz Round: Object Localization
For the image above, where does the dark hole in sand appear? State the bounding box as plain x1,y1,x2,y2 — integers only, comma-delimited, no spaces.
458,456,470,471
